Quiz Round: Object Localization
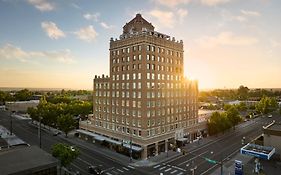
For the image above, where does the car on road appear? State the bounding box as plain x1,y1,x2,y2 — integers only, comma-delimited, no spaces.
268,115,272,118
53,131,61,136
88,165,103,175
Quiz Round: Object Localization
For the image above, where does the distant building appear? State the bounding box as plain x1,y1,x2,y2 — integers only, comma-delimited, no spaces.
79,14,198,159
0,145,58,175
5,100,39,113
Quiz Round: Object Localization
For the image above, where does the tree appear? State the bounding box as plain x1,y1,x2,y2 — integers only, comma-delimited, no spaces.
255,96,278,114
237,85,249,100
14,89,33,101
226,106,242,128
57,114,76,137
52,143,79,172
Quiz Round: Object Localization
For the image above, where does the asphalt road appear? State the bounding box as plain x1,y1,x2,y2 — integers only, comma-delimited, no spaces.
0,110,146,175
1,110,279,175
148,113,281,175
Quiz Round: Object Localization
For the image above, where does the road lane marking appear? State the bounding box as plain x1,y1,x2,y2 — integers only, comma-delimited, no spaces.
77,157,91,166
116,168,124,173
111,170,119,175
153,164,161,169
171,170,178,174
128,165,135,169
172,166,186,172
177,172,183,175
178,150,209,166
122,167,129,171
106,173,113,175
164,168,172,172
159,166,166,170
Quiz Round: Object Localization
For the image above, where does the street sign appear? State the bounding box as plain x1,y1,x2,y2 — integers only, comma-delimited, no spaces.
235,160,243,175
205,158,217,164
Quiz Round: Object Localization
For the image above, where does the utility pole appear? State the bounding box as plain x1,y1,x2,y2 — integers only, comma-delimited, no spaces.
220,161,223,175
10,110,13,135
129,130,133,162
38,117,42,148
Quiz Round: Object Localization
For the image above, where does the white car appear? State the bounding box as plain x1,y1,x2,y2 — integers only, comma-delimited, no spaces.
268,115,272,118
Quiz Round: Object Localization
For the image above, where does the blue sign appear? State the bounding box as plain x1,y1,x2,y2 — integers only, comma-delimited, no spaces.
240,149,268,159
235,160,243,175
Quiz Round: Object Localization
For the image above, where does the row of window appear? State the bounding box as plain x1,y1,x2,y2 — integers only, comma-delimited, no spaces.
95,90,197,99
111,45,182,58
95,81,195,90
92,119,197,137
112,54,182,65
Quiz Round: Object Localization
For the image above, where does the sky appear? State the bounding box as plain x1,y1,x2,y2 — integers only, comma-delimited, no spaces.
0,0,280,90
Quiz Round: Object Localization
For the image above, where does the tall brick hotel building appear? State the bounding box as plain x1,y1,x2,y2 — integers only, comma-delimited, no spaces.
79,14,199,159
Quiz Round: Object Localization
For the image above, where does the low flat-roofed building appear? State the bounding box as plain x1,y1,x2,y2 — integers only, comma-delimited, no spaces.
0,145,58,175
263,121,281,154
5,100,39,113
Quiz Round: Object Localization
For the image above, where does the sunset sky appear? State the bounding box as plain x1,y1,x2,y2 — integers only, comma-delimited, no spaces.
0,0,280,90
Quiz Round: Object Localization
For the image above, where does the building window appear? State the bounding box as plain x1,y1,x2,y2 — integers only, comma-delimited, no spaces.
138,54,142,60
138,45,142,51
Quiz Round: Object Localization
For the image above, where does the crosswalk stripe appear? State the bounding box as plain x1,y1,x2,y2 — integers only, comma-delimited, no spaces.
153,164,161,169
111,170,118,175
106,173,113,175
117,168,124,173
173,166,186,172
128,165,135,169
171,170,178,174
177,172,184,175
164,168,172,172
159,166,166,170
122,167,129,171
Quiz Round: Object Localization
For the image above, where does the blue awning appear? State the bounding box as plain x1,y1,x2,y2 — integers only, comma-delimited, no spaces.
240,144,275,160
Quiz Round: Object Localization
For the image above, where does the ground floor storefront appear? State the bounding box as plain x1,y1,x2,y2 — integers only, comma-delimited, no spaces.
76,126,207,160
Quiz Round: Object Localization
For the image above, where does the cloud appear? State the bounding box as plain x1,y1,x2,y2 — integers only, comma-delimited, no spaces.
177,8,188,23
41,21,65,39
0,43,75,64
200,0,230,6
270,39,281,48
241,10,261,17
70,3,81,9
153,0,191,7
196,31,258,48
27,0,55,12
83,13,100,21
74,25,98,42
148,9,175,28
233,15,247,22
100,22,114,29
147,8,188,28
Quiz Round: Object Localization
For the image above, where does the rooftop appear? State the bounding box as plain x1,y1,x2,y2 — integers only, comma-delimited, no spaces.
0,146,58,174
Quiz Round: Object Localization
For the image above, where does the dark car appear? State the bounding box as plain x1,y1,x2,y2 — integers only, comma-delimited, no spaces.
53,131,61,136
88,165,102,175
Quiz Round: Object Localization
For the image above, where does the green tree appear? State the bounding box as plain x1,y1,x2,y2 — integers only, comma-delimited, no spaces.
14,89,33,101
27,107,38,122
226,106,242,128
51,143,79,172
255,96,278,114
57,114,76,137
237,85,249,100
